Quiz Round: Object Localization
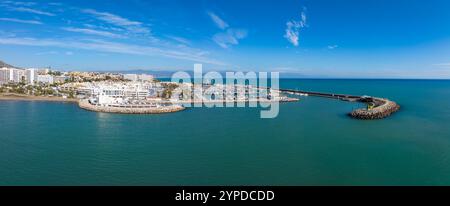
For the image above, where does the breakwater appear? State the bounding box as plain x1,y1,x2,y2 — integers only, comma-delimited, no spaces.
280,89,400,119
78,100,185,114
349,98,400,119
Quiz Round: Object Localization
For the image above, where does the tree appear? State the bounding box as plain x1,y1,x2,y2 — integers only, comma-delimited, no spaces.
161,83,179,99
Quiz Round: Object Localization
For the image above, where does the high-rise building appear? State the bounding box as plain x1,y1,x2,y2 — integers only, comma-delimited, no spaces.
7,68,27,83
0,67,10,84
26,68,38,85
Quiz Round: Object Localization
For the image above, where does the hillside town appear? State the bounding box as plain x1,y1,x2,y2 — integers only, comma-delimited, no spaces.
0,65,152,99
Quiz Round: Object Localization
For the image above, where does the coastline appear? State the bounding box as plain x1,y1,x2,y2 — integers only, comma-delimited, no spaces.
0,93,78,103
1,92,398,119
0,93,297,115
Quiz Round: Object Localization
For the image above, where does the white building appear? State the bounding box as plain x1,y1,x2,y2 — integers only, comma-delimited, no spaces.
7,68,26,83
37,68,50,75
0,67,10,84
75,82,155,105
124,74,154,82
37,74,54,84
54,76,68,83
26,68,38,85
138,74,153,82
123,74,138,81
0,67,24,83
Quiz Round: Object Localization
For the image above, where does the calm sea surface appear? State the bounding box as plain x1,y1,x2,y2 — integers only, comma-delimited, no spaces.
1,79,450,185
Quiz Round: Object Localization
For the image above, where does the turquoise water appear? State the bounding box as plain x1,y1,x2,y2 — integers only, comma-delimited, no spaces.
1,79,450,185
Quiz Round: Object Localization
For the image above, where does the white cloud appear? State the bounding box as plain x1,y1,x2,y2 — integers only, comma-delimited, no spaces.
83,24,124,32
62,27,124,39
10,7,55,16
284,8,307,46
65,51,74,55
213,29,247,49
0,17,42,24
166,35,191,45
328,45,338,49
48,2,63,6
1,1,37,6
82,9,150,34
207,11,246,48
35,51,58,55
207,11,229,30
0,37,225,65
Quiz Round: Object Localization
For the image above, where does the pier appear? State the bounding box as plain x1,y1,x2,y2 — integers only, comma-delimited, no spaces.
279,89,400,119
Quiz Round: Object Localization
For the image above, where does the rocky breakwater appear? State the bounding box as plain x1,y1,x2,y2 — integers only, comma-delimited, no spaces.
78,100,185,114
349,98,400,120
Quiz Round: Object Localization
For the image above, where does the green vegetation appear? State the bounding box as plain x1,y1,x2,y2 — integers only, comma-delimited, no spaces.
161,83,179,99
48,70,62,76
0,83,59,97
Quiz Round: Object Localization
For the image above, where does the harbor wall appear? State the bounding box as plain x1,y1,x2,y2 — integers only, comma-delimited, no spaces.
78,100,185,114
349,98,400,120
280,89,400,120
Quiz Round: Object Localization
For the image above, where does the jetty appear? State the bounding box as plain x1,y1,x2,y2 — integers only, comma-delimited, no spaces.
279,89,400,119
78,100,185,114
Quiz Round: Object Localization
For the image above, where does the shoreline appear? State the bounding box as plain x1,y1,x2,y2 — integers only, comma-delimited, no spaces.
0,93,78,103
0,93,298,104
1,92,399,119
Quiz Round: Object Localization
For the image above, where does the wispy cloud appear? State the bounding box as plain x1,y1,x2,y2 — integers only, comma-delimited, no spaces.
1,1,37,6
207,11,229,30
48,2,63,6
83,23,124,32
208,11,246,48
328,45,338,50
35,50,74,56
166,35,191,45
62,27,124,39
35,51,58,55
0,37,225,65
213,29,247,49
0,17,42,24
81,9,150,34
284,7,307,46
10,7,55,16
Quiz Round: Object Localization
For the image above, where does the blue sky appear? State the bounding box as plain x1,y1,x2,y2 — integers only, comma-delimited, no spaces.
0,0,450,78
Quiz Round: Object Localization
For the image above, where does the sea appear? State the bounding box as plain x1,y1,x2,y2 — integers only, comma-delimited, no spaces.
1,79,450,185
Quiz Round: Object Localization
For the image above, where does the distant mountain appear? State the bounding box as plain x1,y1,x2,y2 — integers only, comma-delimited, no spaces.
105,69,182,78
0,60,17,68
106,69,311,79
